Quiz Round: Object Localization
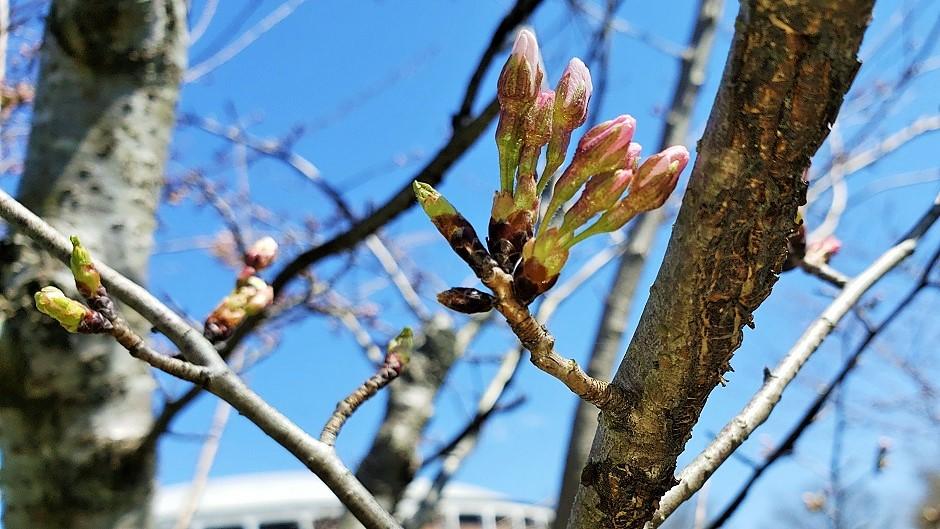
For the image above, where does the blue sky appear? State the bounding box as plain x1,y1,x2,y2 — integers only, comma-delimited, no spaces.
5,1,940,527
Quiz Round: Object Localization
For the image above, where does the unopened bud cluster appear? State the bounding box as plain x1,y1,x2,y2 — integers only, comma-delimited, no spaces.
34,237,114,334
416,29,690,309
204,237,278,342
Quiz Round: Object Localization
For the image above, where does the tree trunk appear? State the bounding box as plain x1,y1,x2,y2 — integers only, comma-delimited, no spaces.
0,2,186,528
551,1,722,527
565,2,873,528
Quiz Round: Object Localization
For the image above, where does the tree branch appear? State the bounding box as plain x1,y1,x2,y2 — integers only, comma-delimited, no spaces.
650,193,940,527
566,2,875,527
0,188,401,529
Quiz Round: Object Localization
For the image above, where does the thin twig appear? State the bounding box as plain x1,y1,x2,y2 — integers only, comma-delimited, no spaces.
649,192,940,528
702,244,940,529
185,0,308,83
320,338,409,446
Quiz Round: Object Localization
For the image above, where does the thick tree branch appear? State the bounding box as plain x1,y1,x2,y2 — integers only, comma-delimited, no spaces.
651,193,940,527
0,188,401,529
566,2,875,528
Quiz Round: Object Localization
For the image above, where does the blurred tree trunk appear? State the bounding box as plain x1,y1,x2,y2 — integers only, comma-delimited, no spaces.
564,1,873,528
0,2,186,528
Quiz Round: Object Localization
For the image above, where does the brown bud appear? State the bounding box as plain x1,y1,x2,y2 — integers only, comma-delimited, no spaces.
437,287,495,314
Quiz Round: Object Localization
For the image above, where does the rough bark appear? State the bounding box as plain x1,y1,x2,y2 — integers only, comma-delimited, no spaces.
0,2,186,528
551,1,722,527
565,2,874,528
337,317,461,528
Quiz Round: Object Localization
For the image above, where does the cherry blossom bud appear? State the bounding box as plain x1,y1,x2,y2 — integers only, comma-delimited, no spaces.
573,115,637,175
621,145,689,213
554,58,592,132
497,29,542,115
562,167,634,233
541,116,637,227
384,327,414,375
203,276,274,342
806,235,842,264
513,227,569,304
437,287,495,314
69,236,101,298
35,286,111,334
522,90,555,149
245,236,278,270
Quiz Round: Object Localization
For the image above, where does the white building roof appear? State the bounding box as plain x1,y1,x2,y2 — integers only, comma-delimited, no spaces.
155,470,551,526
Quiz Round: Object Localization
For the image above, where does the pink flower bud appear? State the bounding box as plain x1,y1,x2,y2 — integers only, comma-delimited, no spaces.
522,90,555,148
497,29,543,115
244,236,278,270
541,116,636,226
806,235,841,263
623,145,689,213
574,115,636,174
562,167,634,232
554,58,593,132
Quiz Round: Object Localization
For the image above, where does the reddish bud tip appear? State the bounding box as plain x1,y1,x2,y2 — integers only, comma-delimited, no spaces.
497,29,543,114
554,58,593,132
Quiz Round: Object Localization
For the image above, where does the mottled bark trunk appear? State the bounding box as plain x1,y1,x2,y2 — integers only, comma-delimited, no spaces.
0,2,186,528
552,1,722,526
338,317,461,528
566,2,873,528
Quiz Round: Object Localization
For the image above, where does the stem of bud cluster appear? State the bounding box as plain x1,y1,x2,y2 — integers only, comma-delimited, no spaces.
538,133,570,195
564,203,640,249
496,117,523,193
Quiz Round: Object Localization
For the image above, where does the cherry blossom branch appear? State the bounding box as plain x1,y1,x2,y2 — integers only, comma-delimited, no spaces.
0,187,401,529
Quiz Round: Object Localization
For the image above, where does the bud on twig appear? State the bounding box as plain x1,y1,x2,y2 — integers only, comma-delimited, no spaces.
497,29,542,115
414,181,492,275
570,145,689,244
495,29,543,193
69,236,101,298
204,276,275,342
35,286,112,333
385,327,414,375
513,227,569,304
541,115,636,228
562,143,641,233
619,145,689,213
244,236,278,270
541,58,593,191
437,287,495,314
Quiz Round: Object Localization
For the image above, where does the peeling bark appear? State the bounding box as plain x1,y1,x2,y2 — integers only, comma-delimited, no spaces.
0,2,186,528
565,2,874,528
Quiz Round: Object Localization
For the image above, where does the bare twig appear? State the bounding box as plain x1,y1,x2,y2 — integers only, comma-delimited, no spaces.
364,235,432,321
185,0,308,83
320,330,412,446
188,0,219,45
808,114,940,206
649,193,940,527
